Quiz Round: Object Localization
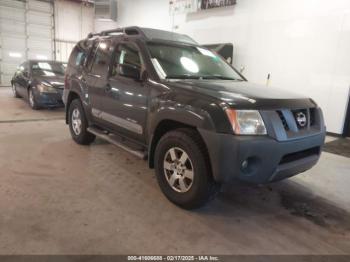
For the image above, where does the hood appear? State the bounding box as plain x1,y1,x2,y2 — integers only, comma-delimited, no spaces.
35,75,65,89
164,80,316,109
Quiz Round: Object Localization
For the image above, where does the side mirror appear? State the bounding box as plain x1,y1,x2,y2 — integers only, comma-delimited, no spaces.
118,64,141,81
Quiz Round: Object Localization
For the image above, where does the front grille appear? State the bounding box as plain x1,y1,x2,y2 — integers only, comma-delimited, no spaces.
277,110,289,130
277,108,317,131
279,147,320,164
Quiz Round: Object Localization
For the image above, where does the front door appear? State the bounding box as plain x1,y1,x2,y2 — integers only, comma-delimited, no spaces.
97,42,148,143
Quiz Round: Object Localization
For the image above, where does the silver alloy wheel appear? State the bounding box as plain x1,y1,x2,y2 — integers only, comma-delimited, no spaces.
163,147,194,193
29,89,35,107
12,84,16,96
71,108,82,136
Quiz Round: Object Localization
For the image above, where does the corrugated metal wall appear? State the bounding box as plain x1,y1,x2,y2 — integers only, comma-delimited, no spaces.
0,0,53,86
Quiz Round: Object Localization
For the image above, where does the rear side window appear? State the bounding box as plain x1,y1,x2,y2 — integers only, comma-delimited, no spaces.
68,40,93,68
90,40,113,77
75,52,86,66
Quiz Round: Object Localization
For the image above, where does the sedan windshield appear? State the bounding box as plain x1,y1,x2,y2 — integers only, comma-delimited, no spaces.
147,43,243,81
31,61,66,77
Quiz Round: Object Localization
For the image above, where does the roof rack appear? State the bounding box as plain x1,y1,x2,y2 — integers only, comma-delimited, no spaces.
87,26,144,39
86,26,198,45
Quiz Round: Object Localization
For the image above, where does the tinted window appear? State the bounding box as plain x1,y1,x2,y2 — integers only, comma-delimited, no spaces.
31,61,65,76
68,40,93,68
75,52,85,66
90,40,113,77
111,43,142,77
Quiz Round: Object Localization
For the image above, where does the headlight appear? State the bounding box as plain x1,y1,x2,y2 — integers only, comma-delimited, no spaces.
37,83,56,93
225,109,267,135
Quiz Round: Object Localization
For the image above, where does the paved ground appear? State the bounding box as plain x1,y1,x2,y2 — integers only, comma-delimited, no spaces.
0,87,349,255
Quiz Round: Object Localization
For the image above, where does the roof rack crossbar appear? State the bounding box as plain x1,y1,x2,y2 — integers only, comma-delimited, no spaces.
87,32,101,38
87,26,144,39
101,28,124,36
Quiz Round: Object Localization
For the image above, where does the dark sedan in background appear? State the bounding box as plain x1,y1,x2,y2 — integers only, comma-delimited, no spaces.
11,60,66,110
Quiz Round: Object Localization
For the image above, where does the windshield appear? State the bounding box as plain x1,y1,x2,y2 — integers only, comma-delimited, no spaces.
31,61,66,77
147,43,243,80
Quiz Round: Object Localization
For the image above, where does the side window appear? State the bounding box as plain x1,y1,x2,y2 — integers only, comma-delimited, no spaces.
75,52,86,66
68,40,92,68
90,40,113,77
111,43,142,78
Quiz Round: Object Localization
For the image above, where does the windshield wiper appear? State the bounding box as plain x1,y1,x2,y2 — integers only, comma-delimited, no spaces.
201,75,240,80
165,74,242,81
165,74,201,79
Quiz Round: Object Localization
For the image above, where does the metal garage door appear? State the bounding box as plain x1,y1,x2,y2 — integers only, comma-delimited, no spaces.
0,0,53,86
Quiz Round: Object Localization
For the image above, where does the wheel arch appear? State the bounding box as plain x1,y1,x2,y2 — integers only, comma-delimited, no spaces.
148,119,212,172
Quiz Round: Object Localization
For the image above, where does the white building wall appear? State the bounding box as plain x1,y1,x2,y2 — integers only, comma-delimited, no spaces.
116,0,350,134
94,19,118,32
54,0,94,62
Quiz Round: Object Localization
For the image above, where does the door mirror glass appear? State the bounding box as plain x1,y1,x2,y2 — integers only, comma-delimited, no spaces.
118,64,141,80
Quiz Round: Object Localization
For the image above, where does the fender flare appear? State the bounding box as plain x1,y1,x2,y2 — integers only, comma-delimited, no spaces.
147,105,217,168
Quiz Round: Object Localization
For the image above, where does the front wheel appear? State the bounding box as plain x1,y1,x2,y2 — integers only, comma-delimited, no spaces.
154,128,220,209
28,87,40,110
68,99,96,145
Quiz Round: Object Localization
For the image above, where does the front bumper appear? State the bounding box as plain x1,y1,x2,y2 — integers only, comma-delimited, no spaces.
35,90,64,108
199,129,325,184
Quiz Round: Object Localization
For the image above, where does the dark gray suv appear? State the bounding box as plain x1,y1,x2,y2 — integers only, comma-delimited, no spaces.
63,27,326,209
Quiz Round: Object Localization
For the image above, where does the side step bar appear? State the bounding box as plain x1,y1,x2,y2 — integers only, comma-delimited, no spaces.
87,127,147,159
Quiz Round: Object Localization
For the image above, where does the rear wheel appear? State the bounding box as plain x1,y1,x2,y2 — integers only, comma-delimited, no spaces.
28,87,39,110
154,128,220,209
12,83,20,98
68,99,95,145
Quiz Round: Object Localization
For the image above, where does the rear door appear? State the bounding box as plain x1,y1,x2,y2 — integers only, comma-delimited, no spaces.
85,39,114,125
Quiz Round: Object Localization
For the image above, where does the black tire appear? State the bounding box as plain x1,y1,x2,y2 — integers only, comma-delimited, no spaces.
28,87,40,110
12,83,20,98
68,98,96,145
154,128,220,209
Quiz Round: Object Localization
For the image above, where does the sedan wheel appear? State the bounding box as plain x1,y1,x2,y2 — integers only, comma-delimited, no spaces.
29,90,34,107
12,84,20,98
28,88,39,110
